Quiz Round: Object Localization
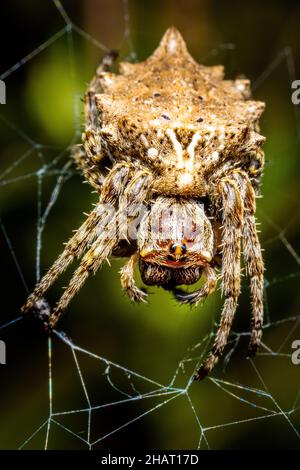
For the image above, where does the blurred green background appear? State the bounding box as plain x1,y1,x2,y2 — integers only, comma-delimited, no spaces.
1,0,300,449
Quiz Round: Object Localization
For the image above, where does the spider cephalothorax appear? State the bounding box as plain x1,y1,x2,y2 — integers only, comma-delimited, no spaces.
137,196,214,291
22,27,265,379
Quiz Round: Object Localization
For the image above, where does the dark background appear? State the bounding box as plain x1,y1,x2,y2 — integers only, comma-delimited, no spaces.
0,0,300,449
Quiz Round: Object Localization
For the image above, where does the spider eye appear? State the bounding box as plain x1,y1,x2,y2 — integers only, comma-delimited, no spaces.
169,243,176,254
248,153,264,175
249,159,260,172
168,243,187,256
181,243,187,254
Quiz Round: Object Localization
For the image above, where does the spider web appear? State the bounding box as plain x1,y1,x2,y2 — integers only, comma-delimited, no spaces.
1,0,300,450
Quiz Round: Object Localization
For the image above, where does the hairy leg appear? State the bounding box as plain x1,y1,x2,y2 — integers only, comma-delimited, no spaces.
47,222,117,329
231,171,264,357
173,265,217,305
77,51,118,193
73,144,104,193
48,170,152,329
22,208,100,315
120,253,148,302
195,178,243,380
22,163,135,316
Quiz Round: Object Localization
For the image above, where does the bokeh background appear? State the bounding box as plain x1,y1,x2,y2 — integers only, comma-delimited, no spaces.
1,0,300,449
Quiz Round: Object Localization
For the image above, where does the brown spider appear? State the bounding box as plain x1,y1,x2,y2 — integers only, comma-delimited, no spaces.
22,27,265,380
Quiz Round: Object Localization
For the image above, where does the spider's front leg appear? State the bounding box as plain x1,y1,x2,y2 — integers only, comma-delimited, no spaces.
172,265,217,305
195,178,243,380
22,208,101,317
22,163,136,321
47,170,152,330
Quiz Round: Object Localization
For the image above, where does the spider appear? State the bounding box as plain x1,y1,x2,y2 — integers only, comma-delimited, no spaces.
22,27,265,380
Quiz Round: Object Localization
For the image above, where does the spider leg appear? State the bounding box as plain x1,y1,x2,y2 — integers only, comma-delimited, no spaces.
21,208,100,316
245,209,264,357
231,171,264,357
47,223,117,329
195,178,243,380
75,51,118,193
120,253,148,303
48,170,152,329
172,265,217,305
22,163,135,316
73,144,104,193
